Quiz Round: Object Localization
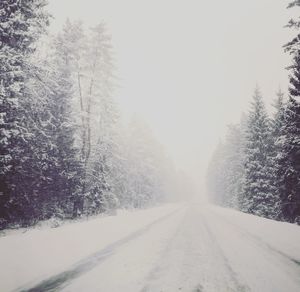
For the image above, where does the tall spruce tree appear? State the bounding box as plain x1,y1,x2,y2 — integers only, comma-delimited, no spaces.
278,1,300,223
277,96,300,222
206,120,246,209
39,34,84,219
0,0,49,227
269,89,286,220
206,141,227,206
241,88,277,218
84,23,117,215
53,20,87,217
223,124,245,209
125,117,165,208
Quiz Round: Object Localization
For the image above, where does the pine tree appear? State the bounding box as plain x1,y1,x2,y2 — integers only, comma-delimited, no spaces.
125,117,167,208
277,1,300,223
277,62,300,222
51,19,87,217
223,124,245,209
241,88,278,218
277,97,300,223
206,141,227,205
38,34,84,219
206,120,246,209
47,20,117,217
269,89,286,220
0,0,49,227
80,22,116,215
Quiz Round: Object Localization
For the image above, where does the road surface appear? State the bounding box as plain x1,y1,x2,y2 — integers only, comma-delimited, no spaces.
17,203,300,292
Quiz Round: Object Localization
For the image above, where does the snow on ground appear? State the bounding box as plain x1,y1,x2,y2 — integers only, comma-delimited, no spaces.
207,205,300,262
202,206,300,292
1,202,300,292
0,204,183,292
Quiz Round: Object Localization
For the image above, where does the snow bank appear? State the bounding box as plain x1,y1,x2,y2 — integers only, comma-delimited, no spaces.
208,205,300,262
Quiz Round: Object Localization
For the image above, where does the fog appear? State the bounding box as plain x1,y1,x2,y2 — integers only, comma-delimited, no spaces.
48,0,293,186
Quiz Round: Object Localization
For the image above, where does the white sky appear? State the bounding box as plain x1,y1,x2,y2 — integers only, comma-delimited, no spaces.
48,0,295,183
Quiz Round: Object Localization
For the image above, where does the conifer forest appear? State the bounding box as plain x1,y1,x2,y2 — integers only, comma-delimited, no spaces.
207,2,300,224
0,1,187,229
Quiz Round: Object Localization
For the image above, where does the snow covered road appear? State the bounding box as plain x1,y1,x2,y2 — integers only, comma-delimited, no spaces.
1,203,300,292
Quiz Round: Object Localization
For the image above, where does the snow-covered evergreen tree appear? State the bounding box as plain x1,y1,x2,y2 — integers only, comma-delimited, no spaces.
41,33,84,219
269,89,286,220
80,22,117,215
206,141,227,205
206,121,245,209
88,94,121,214
276,1,300,223
124,117,168,208
277,97,300,223
241,88,278,218
223,124,245,208
0,0,49,227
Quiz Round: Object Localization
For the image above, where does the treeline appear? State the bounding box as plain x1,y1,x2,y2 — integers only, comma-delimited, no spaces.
0,1,184,229
207,1,300,224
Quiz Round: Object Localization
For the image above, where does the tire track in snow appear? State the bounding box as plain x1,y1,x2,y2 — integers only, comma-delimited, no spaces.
141,205,249,292
203,208,300,292
16,207,183,292
209,209,300,270
199,211,250,292
140,209,190,292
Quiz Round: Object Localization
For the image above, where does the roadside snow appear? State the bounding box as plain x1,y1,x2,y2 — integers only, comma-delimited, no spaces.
208,205,300,262
202,205,300,292
0,204,183,292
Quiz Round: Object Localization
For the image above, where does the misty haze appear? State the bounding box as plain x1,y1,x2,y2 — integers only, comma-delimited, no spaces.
1,0,300,291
